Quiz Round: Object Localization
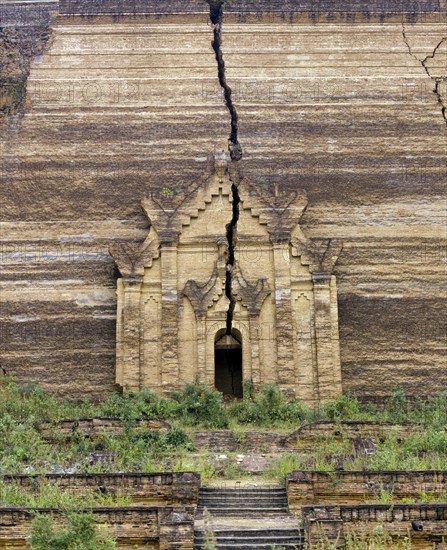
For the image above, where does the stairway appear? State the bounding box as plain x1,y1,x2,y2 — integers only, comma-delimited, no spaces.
194,486,304,549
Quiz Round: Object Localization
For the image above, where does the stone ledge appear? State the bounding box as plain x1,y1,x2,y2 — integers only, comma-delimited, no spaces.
0,472,200,507
303,503,447,547
57,0,447,16
40,417,171,440
0,506,195,549
287,470,447,510
285,421,425,447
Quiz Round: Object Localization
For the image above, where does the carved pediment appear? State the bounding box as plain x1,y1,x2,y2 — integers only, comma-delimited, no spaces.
237,177,308,242
231,262,271,316
141,153,232,244
292,236,343,275
109,227,160,280
182,266,225,319
112,150,342,404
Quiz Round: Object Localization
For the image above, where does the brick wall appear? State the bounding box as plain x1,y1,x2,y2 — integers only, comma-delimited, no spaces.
303,503,447,547
0,472,200,506
285,421,421,448
0,2,56,115
287,470,447,511
58,0,446,18
0,506,195,549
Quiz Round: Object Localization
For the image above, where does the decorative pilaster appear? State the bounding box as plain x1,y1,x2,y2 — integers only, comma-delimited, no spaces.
182,263,225,380
312,273,342,401
231,263,271,387
272,243,296,395
110,230,160,389
160,242,179,391
118,278,143,389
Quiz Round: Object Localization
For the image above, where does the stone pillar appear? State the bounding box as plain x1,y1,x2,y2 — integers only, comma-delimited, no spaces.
272,242,296,395
158,507,194,550
196,316,207,382
118,278,143,389
312,272,342,401
160,242,179,391
330,275,343,392
293,292,318,405
141,294,162,389
115,278,125,388
247,314,261,386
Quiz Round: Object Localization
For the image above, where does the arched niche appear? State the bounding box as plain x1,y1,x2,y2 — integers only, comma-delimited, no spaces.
214,329,243,398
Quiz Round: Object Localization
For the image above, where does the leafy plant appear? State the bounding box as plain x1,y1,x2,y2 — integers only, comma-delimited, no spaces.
29,512,116,549
203,508,217,549
0,480,131,509
171,378,228,429
266,453,303,482
344,528,412,549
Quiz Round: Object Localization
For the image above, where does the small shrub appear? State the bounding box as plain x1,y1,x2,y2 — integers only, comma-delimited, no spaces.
29,512,116,549
403,429,447,454
323,395,362,421
0,479,131,509
266,453,302,482
373,485,394,505
203,508,217,550
344,528,412,549
98,387,176,421
228,384,307,426
383,388,409,423
171,379,228,429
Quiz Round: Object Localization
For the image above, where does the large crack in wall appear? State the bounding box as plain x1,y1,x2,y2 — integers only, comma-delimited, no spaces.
402,24,447,126
224,182,240,334
206,0,243,335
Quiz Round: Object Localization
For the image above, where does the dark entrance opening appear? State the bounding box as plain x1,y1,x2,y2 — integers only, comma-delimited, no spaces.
214,332,243,398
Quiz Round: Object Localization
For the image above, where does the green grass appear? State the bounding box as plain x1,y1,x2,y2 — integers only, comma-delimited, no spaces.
1,377,447,479
0,479,131,509
29,512,116,549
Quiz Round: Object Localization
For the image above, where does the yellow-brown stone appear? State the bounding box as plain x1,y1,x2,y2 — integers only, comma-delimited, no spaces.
0,1,445,400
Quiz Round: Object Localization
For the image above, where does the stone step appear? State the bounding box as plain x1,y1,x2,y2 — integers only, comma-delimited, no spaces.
195,544,302,549
194,528,302,539
194,528,304,549
197,487,289,515
199,488,287,497
200,485,286,493
197,507,289,516
200,489,287,498
199,495,287,502
198,501,288,509
199,500,288,509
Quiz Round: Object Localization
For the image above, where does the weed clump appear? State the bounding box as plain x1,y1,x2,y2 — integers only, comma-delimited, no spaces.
228,384,307,426
171,379,228,429
30,512,116,550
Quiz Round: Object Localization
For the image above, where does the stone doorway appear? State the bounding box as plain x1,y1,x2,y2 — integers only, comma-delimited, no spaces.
214,332,243,398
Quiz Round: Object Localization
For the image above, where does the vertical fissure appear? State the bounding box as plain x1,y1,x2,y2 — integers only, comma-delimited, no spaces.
208,0,242,161
206,0,243,334
225,183,240,334
402,24,447,127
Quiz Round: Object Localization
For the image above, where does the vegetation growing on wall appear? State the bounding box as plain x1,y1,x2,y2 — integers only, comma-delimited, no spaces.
29,512,116,550
0,376,447,480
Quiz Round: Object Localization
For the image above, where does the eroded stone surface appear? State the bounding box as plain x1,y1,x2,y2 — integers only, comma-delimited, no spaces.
0,1,445,399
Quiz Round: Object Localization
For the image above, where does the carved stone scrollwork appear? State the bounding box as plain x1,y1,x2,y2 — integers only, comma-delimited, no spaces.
231,262,271,316
109,227,160,281
292,236,343,275
238,177,308,242
141,153,222,245
182,266,224,320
